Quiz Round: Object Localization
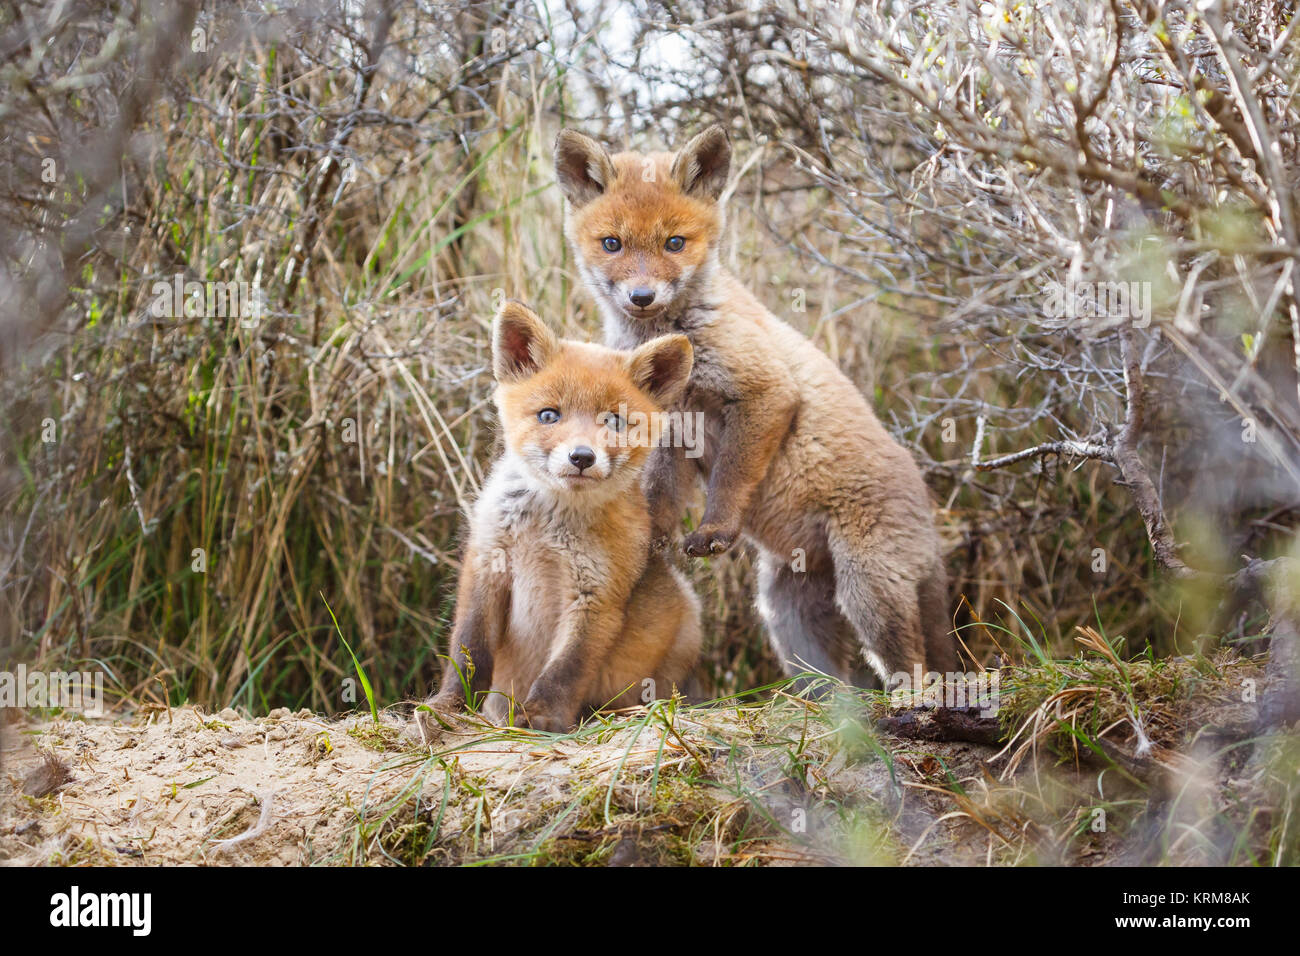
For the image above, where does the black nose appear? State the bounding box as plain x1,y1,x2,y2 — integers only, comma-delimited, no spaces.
629,288,656,308
568,446,596,472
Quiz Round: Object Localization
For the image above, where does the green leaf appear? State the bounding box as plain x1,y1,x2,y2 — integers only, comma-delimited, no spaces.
322,592,378,724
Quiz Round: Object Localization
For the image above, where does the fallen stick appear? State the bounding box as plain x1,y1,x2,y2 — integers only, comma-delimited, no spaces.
875,706,1003,746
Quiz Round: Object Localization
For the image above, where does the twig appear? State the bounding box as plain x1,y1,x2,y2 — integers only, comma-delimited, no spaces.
974,440,1113,472
1113,326,1193,578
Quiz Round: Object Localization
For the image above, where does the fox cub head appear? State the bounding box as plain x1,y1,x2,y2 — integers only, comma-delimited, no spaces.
492,301,693,495
554,125,731,323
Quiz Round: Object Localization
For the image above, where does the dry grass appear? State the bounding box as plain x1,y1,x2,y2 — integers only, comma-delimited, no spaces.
3,0,1272,717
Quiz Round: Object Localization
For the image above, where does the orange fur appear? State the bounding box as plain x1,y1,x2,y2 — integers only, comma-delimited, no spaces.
419,302,701,734
556,126,958,688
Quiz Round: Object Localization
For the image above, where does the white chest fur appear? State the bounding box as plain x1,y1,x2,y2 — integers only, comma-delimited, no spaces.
470,458,615,707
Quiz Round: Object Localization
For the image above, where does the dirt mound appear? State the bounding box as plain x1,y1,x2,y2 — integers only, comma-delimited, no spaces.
1,659,1293,867
0,697,987,865
2,705,398,865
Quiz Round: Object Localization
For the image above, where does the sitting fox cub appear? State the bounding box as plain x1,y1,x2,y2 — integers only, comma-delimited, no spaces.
420,301,701,734
555,125,957,688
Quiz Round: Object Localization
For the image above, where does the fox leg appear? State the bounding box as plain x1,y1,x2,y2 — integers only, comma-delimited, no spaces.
684,393,797,558
425,544,507,717
651,565,703,697
521,598,627,732
824,526,927,689
642,442,699,551
594,557,702,712
919,560,959,673
755,550,876,692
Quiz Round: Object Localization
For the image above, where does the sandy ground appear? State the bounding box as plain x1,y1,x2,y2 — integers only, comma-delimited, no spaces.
0,701,995,866
3,664,1284,866
1,706,413,865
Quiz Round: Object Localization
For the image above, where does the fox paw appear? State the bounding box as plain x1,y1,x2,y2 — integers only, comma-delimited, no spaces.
682,524,738,558
520,698,576,734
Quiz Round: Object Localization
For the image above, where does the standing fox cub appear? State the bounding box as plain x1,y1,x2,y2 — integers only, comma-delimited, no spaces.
555,125,957,687
419,301,701,735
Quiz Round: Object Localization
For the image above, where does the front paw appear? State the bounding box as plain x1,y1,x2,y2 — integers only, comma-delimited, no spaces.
682,523,738,557
520,695,577,734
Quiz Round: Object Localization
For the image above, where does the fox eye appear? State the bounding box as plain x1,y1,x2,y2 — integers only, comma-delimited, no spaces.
665,236,685,253
600,411,625,432
601,237,622,253
537,408,560,424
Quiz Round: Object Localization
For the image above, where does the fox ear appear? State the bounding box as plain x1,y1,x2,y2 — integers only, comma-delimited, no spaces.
493,301,558,382
627,334,693,406
555,129,615,207
671,124,731,200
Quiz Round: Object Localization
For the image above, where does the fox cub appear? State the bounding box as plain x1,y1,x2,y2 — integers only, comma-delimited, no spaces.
420,301,702,734
555,125,957,688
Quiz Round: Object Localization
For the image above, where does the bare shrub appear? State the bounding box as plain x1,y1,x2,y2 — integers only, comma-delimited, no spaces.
1,0,1296,712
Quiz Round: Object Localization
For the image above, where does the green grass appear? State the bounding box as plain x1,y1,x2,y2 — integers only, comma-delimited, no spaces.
323,593,378,725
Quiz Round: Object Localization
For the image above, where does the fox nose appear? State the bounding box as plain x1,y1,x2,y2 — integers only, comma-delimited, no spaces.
629,288,656,308
568,446,597,472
